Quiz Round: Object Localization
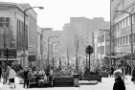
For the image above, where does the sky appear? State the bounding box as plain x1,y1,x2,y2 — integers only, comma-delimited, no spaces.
0,0,110,30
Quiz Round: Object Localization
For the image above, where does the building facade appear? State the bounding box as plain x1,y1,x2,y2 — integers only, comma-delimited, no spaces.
111,0,135,65
94,29,110,67
19,4,38,65
0,2,38,67
63,17,110,70
41,28,63,68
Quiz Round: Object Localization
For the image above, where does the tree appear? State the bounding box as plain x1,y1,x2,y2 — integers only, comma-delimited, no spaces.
85,45,93,71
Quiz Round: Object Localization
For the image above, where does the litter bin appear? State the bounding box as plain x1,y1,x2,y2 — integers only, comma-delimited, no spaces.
73,74,79,87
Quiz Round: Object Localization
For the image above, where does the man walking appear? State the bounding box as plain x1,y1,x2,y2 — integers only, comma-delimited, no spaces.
23,66,29,88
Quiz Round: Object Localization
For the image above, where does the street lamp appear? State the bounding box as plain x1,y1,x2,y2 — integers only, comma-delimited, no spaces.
23,6,44,67
115,10,134,73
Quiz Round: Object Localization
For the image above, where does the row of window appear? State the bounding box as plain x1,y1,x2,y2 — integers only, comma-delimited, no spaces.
17,19,28,50
115,33,135,47
114,14,135,31
97,45,110,55
0,17,10,27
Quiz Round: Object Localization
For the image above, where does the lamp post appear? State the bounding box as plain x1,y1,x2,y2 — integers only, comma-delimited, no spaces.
115,10,134,74
23,6,44,67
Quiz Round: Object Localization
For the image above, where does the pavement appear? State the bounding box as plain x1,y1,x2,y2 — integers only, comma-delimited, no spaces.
0,75,135,90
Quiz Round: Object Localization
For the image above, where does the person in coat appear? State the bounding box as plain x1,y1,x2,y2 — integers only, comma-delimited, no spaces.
2,65,9,84
8,66,16,88
0,65,2,82
131,67,135,83
23,66,29,88
113,70,126,90
49,67,54,87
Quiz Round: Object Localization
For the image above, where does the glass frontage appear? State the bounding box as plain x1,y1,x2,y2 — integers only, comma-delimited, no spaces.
0,17,16,58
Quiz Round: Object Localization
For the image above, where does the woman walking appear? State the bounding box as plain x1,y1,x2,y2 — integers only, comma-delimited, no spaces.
113,70,126,90
8,66,16,88
2,65,9,84
131,67,135,83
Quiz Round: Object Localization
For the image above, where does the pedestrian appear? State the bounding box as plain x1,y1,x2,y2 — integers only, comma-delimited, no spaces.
8,66,16,88
2,66,6,84
2,65,9,84
0,65,2,82
49,67,54,87
6,65,10,83
27,68,32,88
23,66,29,88
113,70,126,90
111,67,114,77
131,67,135,83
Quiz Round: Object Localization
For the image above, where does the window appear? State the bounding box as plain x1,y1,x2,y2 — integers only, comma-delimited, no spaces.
134,33,135,43
125,17,128,27
0,17,9,27
128,17,130,26
115,39,117,47
118,38,120,47
126,36,128,44
134,14,135,24
132,15,134,24
129,35,131,43
124,19,127,28
121,20,124,29
123,36,126,45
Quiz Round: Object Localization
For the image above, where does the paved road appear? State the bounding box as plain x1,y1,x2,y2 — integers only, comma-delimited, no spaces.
0,76,135,90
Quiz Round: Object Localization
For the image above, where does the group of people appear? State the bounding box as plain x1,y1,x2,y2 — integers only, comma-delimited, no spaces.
0,64,16,88
23,66,54,88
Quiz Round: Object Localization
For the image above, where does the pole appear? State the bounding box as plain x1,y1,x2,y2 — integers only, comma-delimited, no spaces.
47,37,50,66
51,43,55,67
92,32,95,68
3,26,8,64
110,0,112,68
40,31,43,69
67,48,69,66
130,14,133,74
89,52,90,71
76,40,79,72
23,11,26,67
86,53,87,68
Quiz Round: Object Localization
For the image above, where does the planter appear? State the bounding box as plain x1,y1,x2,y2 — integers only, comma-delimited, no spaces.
73,75,79,87
84,72,102,82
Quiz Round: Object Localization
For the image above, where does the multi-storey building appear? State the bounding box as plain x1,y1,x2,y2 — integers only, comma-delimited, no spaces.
94,29,110,67
63,17,109,70
0,2,38,67
19,4,38,64
41,28,63,68
111,0,135,66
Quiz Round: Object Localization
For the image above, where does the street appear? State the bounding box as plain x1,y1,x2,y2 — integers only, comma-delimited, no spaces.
0,76,135,90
